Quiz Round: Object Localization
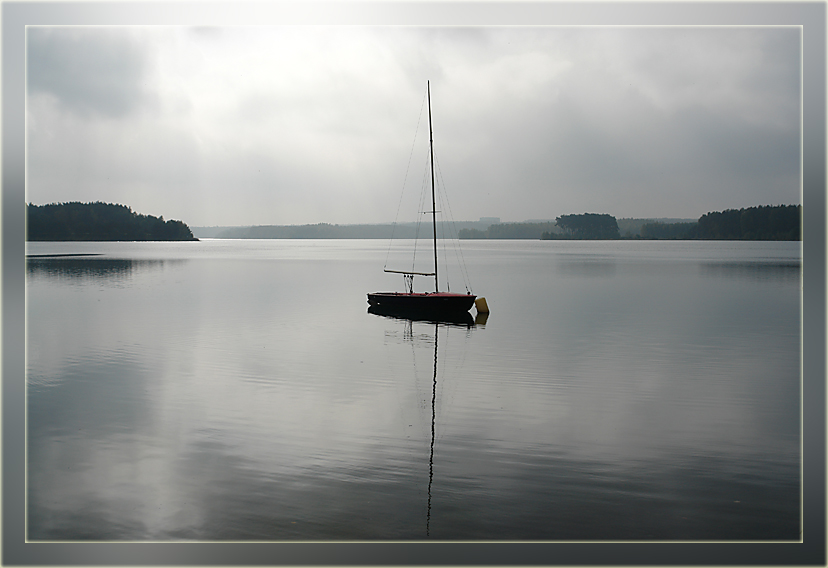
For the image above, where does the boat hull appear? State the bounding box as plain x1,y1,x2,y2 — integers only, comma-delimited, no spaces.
367,292,476,315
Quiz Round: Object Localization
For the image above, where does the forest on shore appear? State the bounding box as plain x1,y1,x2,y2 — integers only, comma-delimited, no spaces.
686,204,801,240
27,202,197,241
525,205,800,241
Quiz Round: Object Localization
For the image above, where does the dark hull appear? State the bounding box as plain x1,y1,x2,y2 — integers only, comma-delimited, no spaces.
367,292,476,316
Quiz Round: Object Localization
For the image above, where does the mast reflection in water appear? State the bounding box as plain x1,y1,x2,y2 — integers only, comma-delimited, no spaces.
368,307,480,538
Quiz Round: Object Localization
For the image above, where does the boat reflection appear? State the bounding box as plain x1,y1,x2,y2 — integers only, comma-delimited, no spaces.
367,304,476,328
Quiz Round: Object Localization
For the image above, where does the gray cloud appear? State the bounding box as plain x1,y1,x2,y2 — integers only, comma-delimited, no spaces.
27,27,154,119
25,26,801,226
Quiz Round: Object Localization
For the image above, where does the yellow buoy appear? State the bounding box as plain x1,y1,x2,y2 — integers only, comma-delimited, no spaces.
474,297,489,314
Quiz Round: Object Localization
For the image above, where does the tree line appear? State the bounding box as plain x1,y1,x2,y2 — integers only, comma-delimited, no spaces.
27,202,197,241
636,205,801,240
689,205,801,240
453,205,800,241
545,213,621,240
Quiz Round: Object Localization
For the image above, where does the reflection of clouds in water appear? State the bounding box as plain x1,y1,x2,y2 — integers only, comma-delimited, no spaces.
443,445,800,540
161,437,431,540
30,346,795,540
700,260,801,282
555,258,617,278
27,353,159,539
26,257,180,284
446,254,800,474
27,350,432,540
25,242,802,541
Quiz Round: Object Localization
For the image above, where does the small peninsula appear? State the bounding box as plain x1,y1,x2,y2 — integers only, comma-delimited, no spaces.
27,202,198,241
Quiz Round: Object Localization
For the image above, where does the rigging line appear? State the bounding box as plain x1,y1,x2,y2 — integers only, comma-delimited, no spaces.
435,181,452,292
438,166,469,291
436,158,473,294
434,155,474,294
430,144,457,294
435,151,451,292
384,90,429,270
411,149,431,273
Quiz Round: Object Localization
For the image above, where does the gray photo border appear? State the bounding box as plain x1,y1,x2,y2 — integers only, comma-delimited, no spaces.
3,2,825,565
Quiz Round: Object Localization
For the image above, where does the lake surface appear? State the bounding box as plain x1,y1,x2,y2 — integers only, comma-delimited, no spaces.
25,239,801,541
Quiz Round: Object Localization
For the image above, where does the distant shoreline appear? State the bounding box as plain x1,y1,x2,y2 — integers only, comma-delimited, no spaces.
189,218,698,240
189,205,801,241
26,253,104,258
26,202,800,242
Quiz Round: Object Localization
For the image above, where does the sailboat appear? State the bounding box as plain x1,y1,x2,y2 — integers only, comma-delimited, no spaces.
368,82,481,317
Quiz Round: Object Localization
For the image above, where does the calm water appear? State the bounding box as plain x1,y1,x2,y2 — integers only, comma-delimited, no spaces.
26,239,801,541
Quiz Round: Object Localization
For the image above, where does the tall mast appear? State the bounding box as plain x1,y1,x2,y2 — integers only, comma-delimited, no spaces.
428,81,438,292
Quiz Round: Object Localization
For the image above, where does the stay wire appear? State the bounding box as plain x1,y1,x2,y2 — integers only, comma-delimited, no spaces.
435,180,451,292
384,90,429,271
411,150,431,274
434,154,474,294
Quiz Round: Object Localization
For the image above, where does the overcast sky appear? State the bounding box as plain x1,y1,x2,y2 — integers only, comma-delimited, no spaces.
26,25,800,227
